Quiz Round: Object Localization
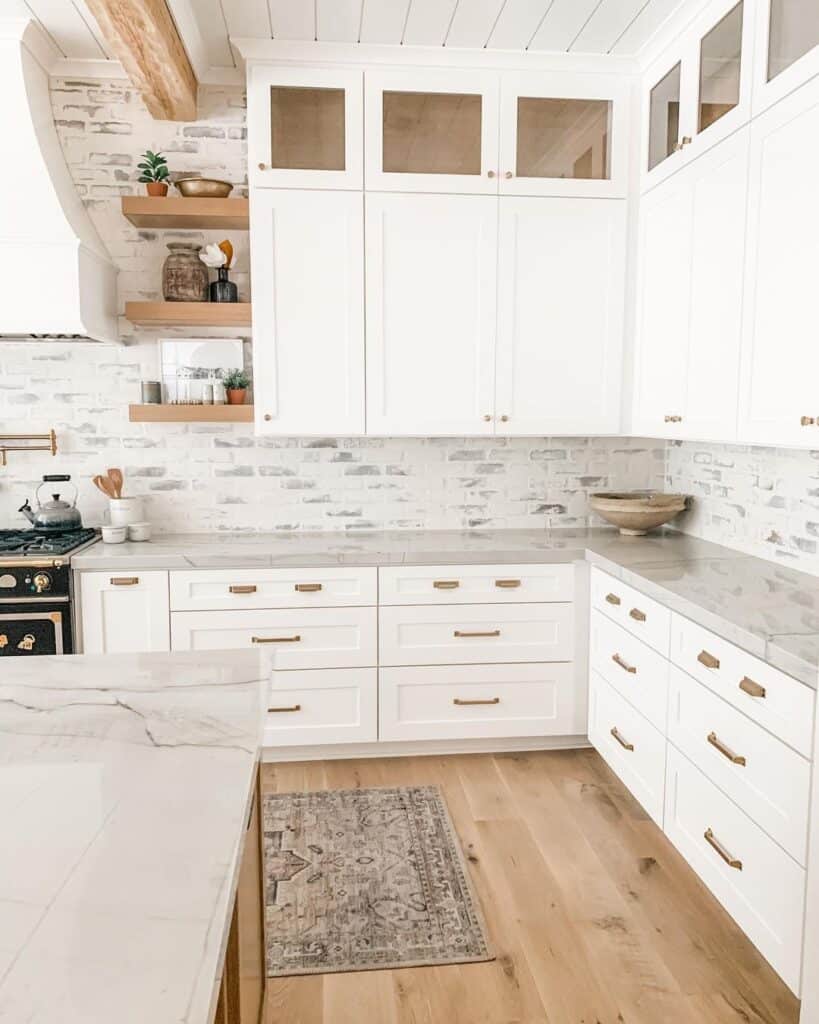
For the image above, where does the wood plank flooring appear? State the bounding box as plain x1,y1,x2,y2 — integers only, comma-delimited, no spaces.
261,749,800,1024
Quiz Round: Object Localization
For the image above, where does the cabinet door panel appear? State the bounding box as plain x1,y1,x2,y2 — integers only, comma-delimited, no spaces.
252,190,365,435
495,197,625,435
365,193,497,436
79,571,170,654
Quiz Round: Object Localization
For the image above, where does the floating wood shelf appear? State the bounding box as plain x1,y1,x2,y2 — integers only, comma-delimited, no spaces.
129,404,254,423
124,301,252,327
121,196,249,229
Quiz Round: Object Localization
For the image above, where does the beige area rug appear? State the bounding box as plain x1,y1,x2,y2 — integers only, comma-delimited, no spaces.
263,785,493,976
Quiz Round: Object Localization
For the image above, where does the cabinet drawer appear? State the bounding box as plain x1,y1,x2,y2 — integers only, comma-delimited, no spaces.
590,610,669,732
379,563,574,605
169,567,377,611
379,662,583,742
379,603,574,666
170,607,377,670
671,615,815,757
668,667,811,865
664,745,805,994
589,672,666,826
591,567,671,655
264,668,377,747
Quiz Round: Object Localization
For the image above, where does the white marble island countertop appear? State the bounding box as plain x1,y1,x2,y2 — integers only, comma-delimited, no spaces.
0,649,271,1024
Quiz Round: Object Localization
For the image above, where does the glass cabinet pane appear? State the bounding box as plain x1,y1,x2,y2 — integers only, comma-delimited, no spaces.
648,64,681,170
768,0,819,81
515,98,611,180
699,2,743,133
269,86,346,171
382,91,482,175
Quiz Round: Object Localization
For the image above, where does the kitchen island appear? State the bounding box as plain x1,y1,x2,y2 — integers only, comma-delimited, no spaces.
0,648,272,1024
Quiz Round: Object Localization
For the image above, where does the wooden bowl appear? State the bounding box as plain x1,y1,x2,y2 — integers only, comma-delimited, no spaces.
590,492,688,536
174,177,234,199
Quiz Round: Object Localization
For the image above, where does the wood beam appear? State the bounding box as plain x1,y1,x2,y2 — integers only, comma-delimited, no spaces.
83,0,197,121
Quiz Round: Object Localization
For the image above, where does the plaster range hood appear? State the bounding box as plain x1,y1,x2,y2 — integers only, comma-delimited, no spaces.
0,19,118,343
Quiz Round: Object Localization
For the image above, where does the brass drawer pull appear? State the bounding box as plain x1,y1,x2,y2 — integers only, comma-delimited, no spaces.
697,649,720,670
454,697,500,706
252,634,302,644
268,704,301,713
739,676,766,699
495,579,521,588
704,828,742,870
433,580,460,590
229,584,257,594
110,576,139,586
605,593,621,606
629,608,646,622
454,629,501,638
707,731,746,766
610,727,634,751
295,583,322,593
612,653,637,674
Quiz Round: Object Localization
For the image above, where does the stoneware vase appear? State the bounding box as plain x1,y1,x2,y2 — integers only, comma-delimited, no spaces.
162,243,208,302
226,388,247,406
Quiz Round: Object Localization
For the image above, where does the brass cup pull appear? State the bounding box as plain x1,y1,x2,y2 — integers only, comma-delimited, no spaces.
704,828,742,870
110,576,139,586
295,583,322,593
229,584,257,594
629,608,646,622
433,580,460,590
495,579,521,589
454,629,501,638
801,416,815,426
739,676,766,699
707,731,746,766
605,593,621,606
664,414,682,423
612,653,637,674
252,635,302,644
453,697,500,706
697,649,720,670
610,727,634,751
268,704,301,713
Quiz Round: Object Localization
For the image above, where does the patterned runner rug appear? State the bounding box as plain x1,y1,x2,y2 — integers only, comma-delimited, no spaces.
263,785,493,976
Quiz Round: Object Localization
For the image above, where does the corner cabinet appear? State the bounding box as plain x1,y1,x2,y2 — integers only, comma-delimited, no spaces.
78,571,170,654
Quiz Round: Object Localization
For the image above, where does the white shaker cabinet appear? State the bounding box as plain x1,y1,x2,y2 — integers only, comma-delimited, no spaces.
494,197,625,435
251,189,365,436
738,77,819,447
365,192,498,436
79,571,170,654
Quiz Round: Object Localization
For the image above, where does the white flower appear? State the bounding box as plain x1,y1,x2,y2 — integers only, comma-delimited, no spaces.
199,243,227,268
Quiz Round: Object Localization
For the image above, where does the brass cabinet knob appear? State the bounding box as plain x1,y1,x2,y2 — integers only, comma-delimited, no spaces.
257,162,267,170
801,416,815,426
483,414,492,422
487,170,496,178
504,171,513,179
264,413,272,422
500,414,509,422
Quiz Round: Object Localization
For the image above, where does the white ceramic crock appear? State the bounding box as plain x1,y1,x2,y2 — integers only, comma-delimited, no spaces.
108,496,145,527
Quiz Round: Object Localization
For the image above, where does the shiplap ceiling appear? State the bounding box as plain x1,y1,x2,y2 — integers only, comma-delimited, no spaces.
7,0,696,77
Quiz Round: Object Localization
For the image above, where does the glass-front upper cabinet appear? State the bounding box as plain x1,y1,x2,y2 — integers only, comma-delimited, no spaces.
753,0,819,113
499,72,629,198
365,69,500,194
248,66,363,189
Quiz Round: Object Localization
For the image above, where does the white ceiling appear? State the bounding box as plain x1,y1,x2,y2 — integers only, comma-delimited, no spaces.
8,0,695,77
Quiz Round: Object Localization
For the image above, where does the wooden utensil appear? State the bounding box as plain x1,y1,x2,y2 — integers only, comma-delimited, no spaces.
107,467,124,498
93,474,117,499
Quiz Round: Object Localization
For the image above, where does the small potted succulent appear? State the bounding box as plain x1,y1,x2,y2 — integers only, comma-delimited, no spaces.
138,150,170,196
222,368,250,405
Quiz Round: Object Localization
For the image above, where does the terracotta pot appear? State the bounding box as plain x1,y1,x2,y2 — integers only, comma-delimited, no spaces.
146,181,168,197
226,388,247,406
162,243,208,302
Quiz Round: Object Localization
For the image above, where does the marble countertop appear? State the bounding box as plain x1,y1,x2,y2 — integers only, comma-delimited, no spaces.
73,528,819,688
0,649,272,1024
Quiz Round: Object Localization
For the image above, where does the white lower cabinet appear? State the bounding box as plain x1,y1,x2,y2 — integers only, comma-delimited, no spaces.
265,668,377,747
79,571,170,654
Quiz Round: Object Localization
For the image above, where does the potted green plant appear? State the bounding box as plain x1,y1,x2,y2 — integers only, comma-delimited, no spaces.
138,150,170,196
222,369,250,405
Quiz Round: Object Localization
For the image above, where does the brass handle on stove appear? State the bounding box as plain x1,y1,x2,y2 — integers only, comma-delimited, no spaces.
229,584,257,594
739,676,766,699
454,629,501,638
454,697,500,706
110,576,139,586
697,649,720,670
707,731,746,766
612,653,637,674
704,828,742,870
610,727,634,751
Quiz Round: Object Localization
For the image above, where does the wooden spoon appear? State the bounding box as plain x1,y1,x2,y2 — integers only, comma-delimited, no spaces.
107,467,123,498
93,474,117,499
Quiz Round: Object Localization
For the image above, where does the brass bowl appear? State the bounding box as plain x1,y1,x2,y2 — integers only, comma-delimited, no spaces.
174,177,234,199
590,492,688,536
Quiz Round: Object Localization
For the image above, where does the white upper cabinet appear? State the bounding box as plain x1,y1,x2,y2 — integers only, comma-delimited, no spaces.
752,0,819,114
252,189,365,435
738,77,819,447
498,72,630,198
248,65,363,190
365,192,498,436
495,197,626,435
364,69,499,194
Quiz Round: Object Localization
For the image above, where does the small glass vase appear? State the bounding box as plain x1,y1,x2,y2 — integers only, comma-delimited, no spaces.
210,267,238,303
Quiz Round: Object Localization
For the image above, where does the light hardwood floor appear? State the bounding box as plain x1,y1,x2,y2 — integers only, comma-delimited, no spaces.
261,749,799,1024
